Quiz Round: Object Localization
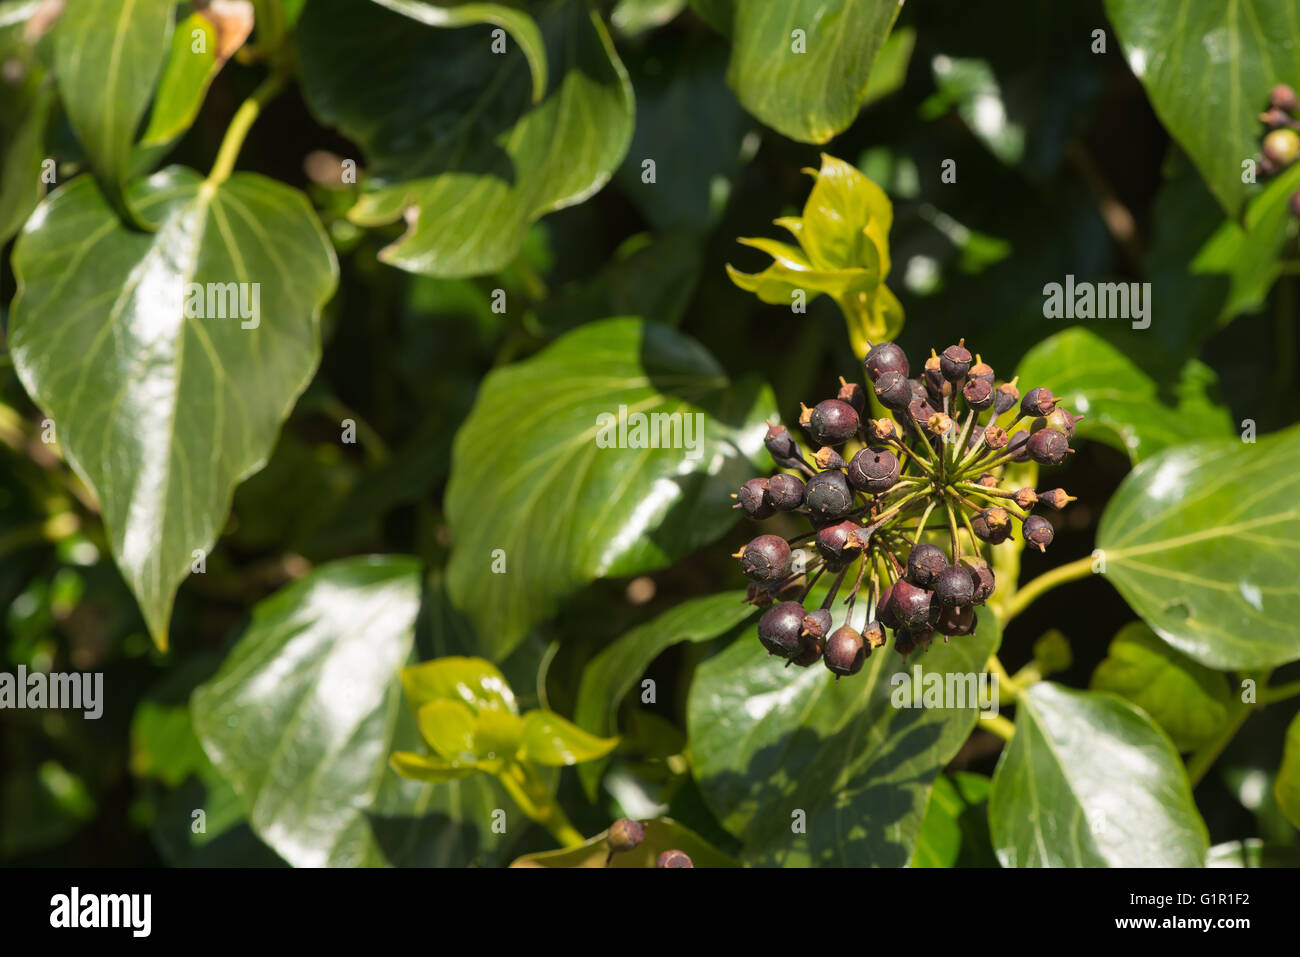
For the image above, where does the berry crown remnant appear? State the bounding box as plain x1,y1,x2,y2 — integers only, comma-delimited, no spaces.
731,339,1079,678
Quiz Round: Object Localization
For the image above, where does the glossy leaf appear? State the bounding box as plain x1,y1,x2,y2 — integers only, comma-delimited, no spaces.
139,12,220,147
401,656,518,715
989,683,1208,867
0,84,50,245
1207,839,1300,867
575,590,755,796
388,750,479,782
1276,711,1300,830
9,168,337,648
1104,0,1300,217
444,318,773,660
1090,623,1233,752
519,710,618,767
702,0,904,144
912,772,994,868
1014,327,1232,464
297,0,633,277
510,817,737,867
688,608,1000,867
53,0,174,227
417,700,479,762
1096,424,1300,669
193,557,507,867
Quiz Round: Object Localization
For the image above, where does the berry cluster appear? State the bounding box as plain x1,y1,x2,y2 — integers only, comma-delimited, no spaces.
606,818,694,868
731,340,1078,678
1257,84,1300,216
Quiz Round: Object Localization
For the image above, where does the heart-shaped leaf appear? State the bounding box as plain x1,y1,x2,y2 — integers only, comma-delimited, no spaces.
574,590,755,796
1013,327,1232,464
1090,622,1233,752
1104,0,1300,218
509,817,738,867
444,317,773,660
1276,711,1300,830
1096,424,1300,669
53,0,174,227
9,167,337,648
698,0,904,144
989,683,1208,867
688,608,1000,867
297,0,633,277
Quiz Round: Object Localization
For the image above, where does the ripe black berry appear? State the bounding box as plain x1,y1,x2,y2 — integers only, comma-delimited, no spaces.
1006,430,1030,461
757,600,806,656
982,425,1008,451
961,557,995,604
1020,387,1057,417
972,508,1012,544
791,631,826,667
968,359,995,386
906,543,947,588
890,579,935,630
805,470,854,523
740,534,792,583
934,563,976,608
864,341,909,381
608,818,645,852
993,381,1020,416
1013,487,1038,510
801,608,832,639
935,604,976,637
895,628,917,657
1023,515,1055,552
656,850,693,868
815,520,863,564
923,355,949,399
847,447,900,493
862,620,886,649
940,342,972,381
963,377,993,411
874,370,913,411
837,378,866,413
767,472,805,510
1027,428,1069,466
736,477,773,519
876,581,899,628
808,399,860,446
823,626,867,677
764,422,798,461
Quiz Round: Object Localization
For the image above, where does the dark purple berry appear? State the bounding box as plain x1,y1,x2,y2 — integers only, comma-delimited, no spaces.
1039,488,1076,510
895,628,917,658
791,631,826,667
876,582,899,628
935,604,976,637
740,534,792,583
805,470,854,523
1020,387,1057,418
815,520,863,565
607,818,645,852
934,564,976,608
837,378,866,414
864,342,909,382
764,422,798,461
1043,407,1078,437
1023,515,1055,552
1006,430,1031,461
1027,428,1069,466
767,472,805,510
736,477,773,519
656,850,693,868
808,399,860,446
906,543,947,588
1013,487,1038,510
961,557,996,604
923,355,948,399
862,620,886,649
757,600,806,657
801,608,832,640
824,626,867,677
963,378,993,411
993,381,1019,416
814,446,849,470
890,580,934,631
847,446,900,493
972,508,1012,545
968,360,995,386
1271,83,1299,113
874,370,912,411
940,342,972,381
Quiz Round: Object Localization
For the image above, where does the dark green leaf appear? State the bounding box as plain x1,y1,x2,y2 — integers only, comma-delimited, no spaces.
911,772,994,868
9,168,337,648
297,0,633,277
989,683,1208,867
688,608,1000,866
445,318,773,660
1276,710,1300,830
1096,424,1300,669
1207,839,1300,867
139,11,221,147
0,84,50,244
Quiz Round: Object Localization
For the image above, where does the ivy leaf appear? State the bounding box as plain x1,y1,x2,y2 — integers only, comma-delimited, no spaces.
1090,622,1233,752
444,318,773,661
53,0,174,227
1104,0,1300,218
697,0,904,144
1096,424,1300,669
1014,327,1233,464
510,817,738,867
519,711,619,767
139,11,228,147
687,607,1000,866
297,0,633,277
1208,839,1300,867
368,0,547,103
574,591,755,797
401,657,519,715
989,683,1208,867
9,168,337,649
1276,711,1300,830
0,84,51,245
912,772,995,868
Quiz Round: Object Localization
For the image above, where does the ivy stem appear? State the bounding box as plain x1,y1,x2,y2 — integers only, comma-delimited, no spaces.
982,714,1015,741
207,72,289,187
498,761,585,848
997,553,1095,625
986,654,1020,704
1186,701,1254,789
1261,679,1300,704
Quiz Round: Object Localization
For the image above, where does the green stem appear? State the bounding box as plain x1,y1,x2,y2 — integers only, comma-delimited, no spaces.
997,553,1095,625
1186,700,1254,789
207,73,288,187
1261,678,1300,704
987,653,1021,702
498,761,585,848
983,714,1015,741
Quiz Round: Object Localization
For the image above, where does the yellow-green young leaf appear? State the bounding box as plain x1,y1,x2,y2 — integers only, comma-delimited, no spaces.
510,817,738,867
297,0,632,277
139,12,219,147
9,168,337,649
369,0,547,103
389,751,478,782
801,154,891,275
473,710,526,762
417,700,478,762
1276,712,1300,830
53,0,174,228
520,711,618,767
1090,623,1232,752
400,657,518,715
1096,424,1300,669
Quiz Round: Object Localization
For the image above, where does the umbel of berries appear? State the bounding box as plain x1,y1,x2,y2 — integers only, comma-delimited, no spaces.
730,338,1078,677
